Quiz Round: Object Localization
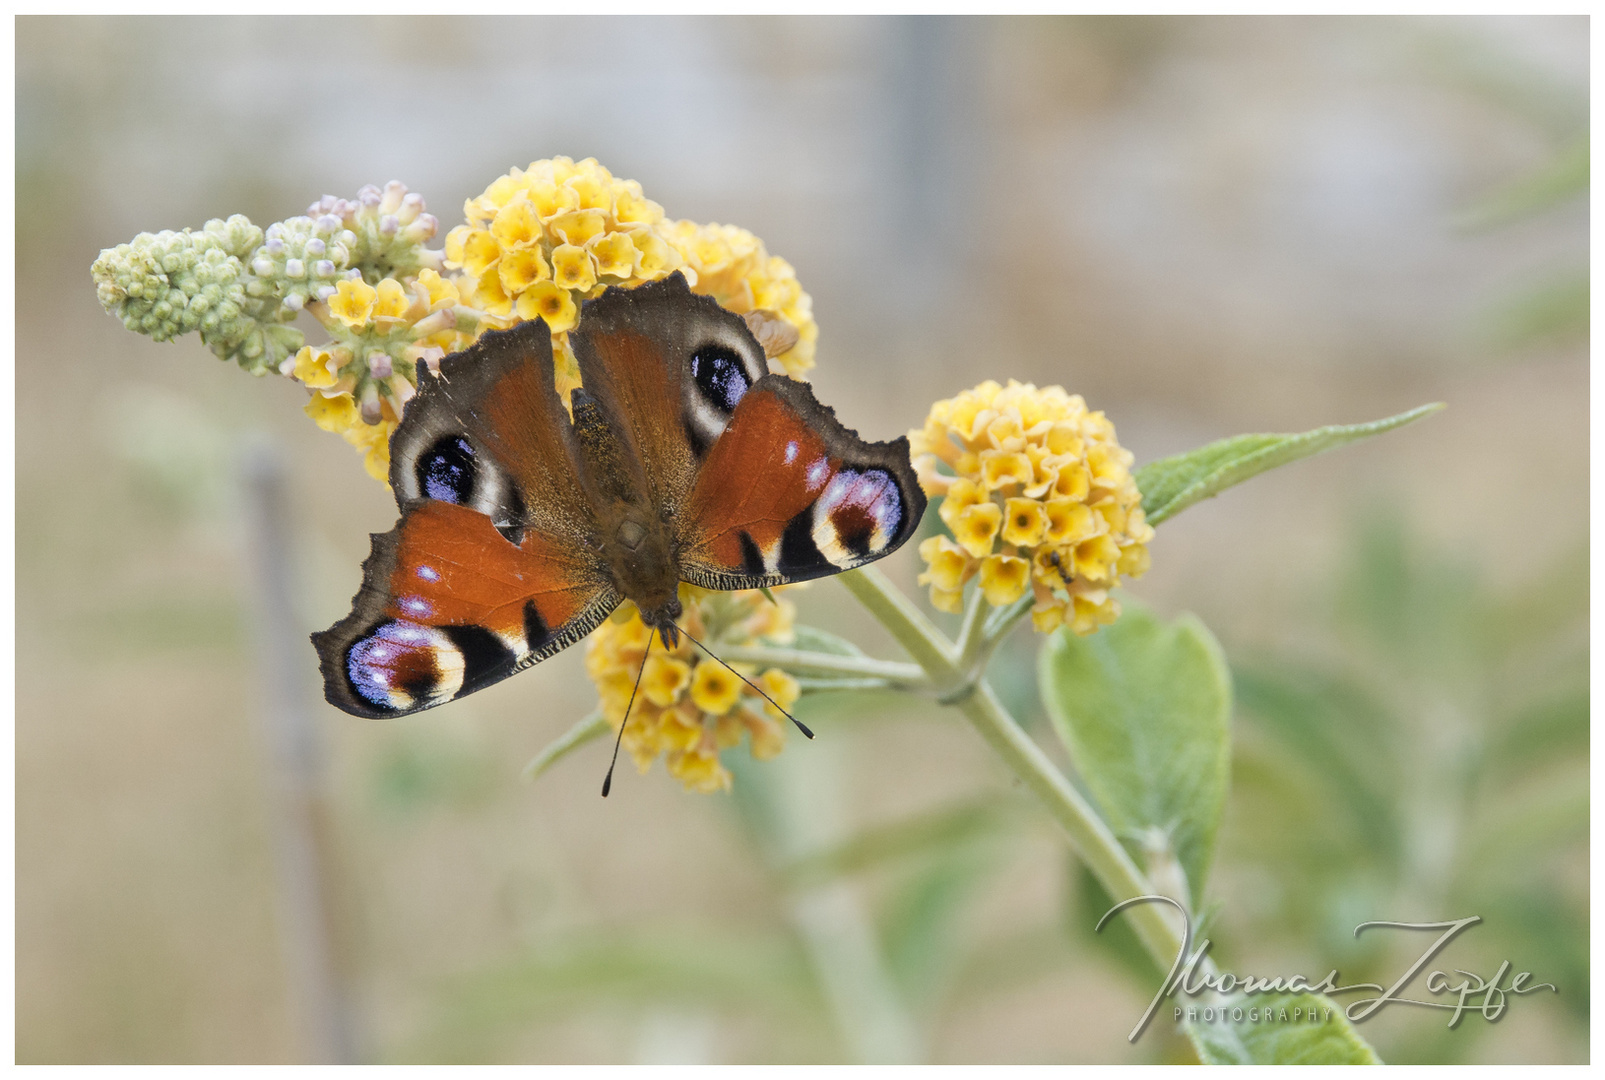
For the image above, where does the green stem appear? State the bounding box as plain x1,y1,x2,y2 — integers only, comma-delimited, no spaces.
836,567,956,674
956,683,1183,966
983,595,1035,645
836,569,1185,970
715,644,928,688
953,587,990,672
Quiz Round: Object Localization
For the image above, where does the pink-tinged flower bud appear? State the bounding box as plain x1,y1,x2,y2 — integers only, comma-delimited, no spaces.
278,357,296,376
305,237,326,257
357,184,382,205
284,292,305,312
398,192,424,224
284,258,304,279
316,284,336,301
314,260,335,277
379,215,399,236
265,237,285,256
367,352,393,379
253,257,274,276
359,382,382,424
380,181,406,215
316,214,342,233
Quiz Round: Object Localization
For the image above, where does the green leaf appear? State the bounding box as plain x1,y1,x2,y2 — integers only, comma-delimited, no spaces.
1186,992,1380,1064
520,711,608,782
1039,605,1231,908
1135,404,1444,526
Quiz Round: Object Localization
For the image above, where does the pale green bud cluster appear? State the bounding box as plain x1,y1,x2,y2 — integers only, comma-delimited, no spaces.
94,184,448,378
250,214,360,313
91,215,305,375
308,181,444,285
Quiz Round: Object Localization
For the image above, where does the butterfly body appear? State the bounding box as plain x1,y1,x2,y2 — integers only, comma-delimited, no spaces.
314,272,925,719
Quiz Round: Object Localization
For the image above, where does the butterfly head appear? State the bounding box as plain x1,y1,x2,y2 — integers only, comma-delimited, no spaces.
639,598,683,651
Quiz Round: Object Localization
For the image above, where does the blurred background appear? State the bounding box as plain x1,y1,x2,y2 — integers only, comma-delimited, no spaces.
16,14,1587,1064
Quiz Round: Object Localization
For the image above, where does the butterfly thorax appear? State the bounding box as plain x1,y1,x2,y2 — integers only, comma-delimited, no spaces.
571,387,685,640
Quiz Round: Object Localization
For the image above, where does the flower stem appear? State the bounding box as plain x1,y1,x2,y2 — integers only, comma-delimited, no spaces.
955,683,1184,965
714,644,928,688
836,568,1185,969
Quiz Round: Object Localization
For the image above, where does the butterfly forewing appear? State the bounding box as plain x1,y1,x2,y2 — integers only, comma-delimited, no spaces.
313,501,619,718
679,374,928,590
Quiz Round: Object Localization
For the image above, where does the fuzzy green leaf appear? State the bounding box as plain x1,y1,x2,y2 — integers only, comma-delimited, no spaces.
1039,605,1231,908
1186,992,1380,1064
1135,404,1444,526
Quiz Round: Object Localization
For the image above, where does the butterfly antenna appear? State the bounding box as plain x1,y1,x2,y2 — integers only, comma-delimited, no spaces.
680,627,814,740
601,636,652,798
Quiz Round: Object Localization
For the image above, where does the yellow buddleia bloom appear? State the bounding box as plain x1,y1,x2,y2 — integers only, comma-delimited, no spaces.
443,158,818,409
328,278,377,328
445,156,686,345
583,583,803,793
664,219,818,378
909,380,1154,634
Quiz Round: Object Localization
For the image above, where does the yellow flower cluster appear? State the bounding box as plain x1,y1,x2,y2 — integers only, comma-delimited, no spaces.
663,220,817,378
294,268,473,481
443,157,686,399
444,158,817,399
585,585,802,793
909,380,1154,635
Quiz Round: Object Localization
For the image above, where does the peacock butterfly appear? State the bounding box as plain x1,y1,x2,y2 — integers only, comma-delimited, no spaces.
313,271,927,720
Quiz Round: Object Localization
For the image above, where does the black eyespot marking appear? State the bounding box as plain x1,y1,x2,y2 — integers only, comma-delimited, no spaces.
738,531,765,577
440,624,517,695
418,435,477,505
344,620,440,711
690,344,751,413
523,600,551,653
779,505,833,577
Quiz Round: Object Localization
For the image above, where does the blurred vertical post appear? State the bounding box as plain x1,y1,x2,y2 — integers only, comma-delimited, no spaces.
241,442,359,1064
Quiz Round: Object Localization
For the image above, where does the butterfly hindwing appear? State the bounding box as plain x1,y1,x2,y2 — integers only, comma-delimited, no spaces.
313,500,619,719
390,317,596,543
679,374,928,590
569,273,770,513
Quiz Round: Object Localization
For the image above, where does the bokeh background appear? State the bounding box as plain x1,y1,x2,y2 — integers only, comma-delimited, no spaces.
17,14,1588,1064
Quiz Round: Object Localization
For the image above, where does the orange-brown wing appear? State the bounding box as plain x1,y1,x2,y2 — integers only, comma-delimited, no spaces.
679,375,928,589
314,500,619,718
568,272,770,515
390,318,597,543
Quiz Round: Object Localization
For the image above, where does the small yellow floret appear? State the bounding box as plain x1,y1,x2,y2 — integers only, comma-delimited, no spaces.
551,244,597,292
515,280,578,332
952,502,1002,559
292,346,339,389
979,554,1030,606
328,278,377,329
305,392,358,432
1002,498,1048,547
641,654,692,708
690,658,743,716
